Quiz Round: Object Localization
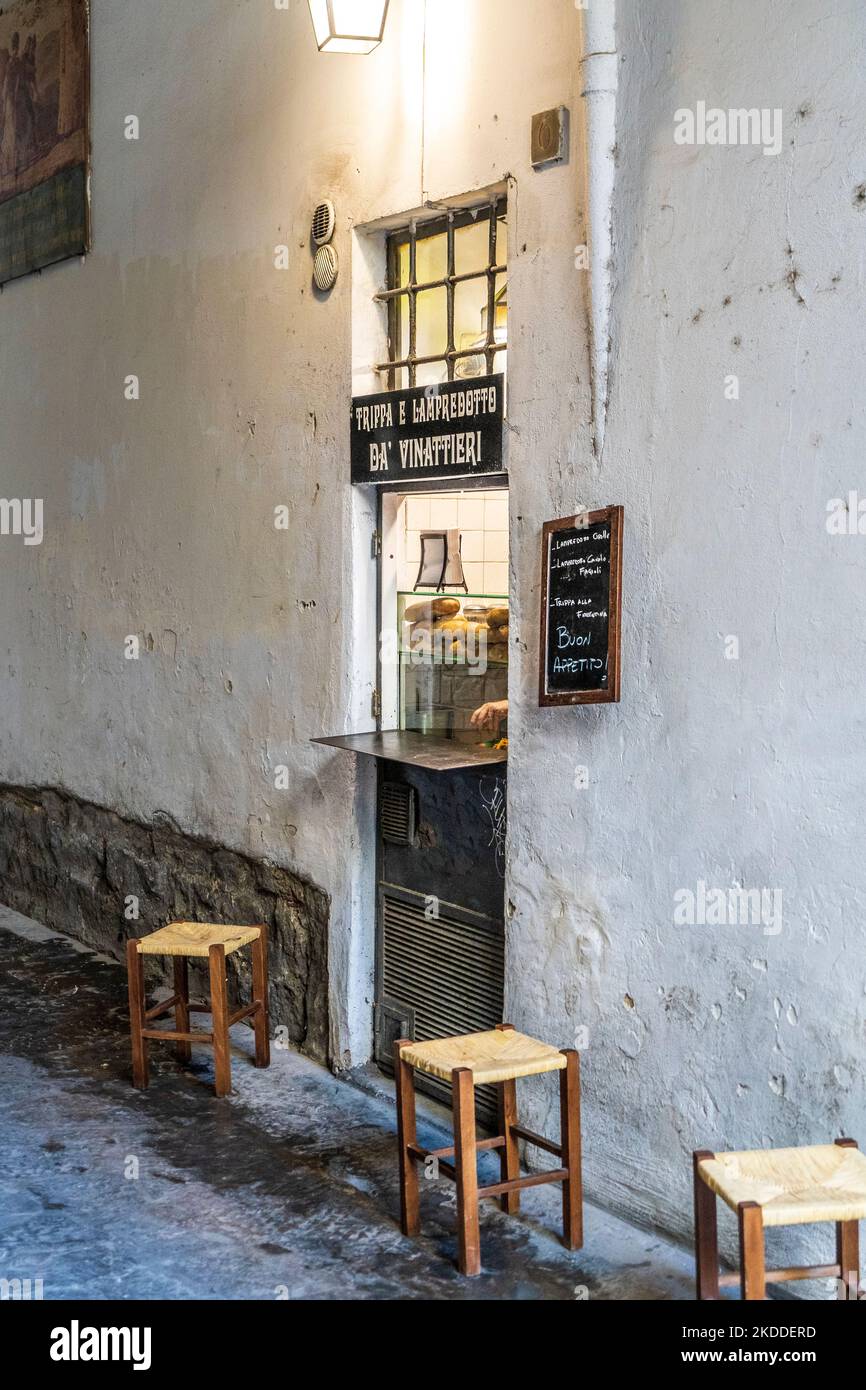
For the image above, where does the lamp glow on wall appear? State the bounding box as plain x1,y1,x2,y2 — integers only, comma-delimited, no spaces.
308,0,390,54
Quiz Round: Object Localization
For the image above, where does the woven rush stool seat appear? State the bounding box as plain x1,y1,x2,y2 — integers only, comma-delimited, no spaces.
135,922,262,957
693,1138,866,1300
126,922,270,1098
400,1029,568,1086
395,1024,582,1277
699,1144,866,1227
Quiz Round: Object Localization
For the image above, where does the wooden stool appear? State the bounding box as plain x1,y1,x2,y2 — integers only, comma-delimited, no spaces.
694,1138,866,1300
395,1023,582,1276
126,922,270,1098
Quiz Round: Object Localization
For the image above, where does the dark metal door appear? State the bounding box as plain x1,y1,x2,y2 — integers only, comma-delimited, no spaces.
374,761,506,1122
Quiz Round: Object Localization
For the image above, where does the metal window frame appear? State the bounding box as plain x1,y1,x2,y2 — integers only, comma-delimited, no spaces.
378,197,507,390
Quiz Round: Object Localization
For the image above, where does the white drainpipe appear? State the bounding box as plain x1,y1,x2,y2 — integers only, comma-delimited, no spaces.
579,0,619,459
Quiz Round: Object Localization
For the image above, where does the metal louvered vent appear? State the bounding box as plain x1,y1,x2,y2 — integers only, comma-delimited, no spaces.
312,199,336,247
313,243,339,292
379,888,505,1124
380,782,416,846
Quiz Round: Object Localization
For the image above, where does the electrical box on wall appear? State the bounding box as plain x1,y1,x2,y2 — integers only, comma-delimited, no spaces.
531,106,570,169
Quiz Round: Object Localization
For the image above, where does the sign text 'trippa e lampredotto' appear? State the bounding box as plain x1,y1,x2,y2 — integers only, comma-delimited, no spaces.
350,375,505,484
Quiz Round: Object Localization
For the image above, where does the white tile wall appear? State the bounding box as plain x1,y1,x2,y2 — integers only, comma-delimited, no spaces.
460,530,484,562
398,489,509,594
429,495,459,529
484,496,508,531
462,562,486,593
457,496,485,530
405,496,430,530
484,563,508,595
484,530,508,562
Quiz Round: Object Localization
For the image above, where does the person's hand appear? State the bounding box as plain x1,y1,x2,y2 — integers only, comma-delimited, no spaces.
470,700,508,732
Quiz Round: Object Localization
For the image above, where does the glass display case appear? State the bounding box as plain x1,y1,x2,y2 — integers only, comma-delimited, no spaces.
397,591,509,745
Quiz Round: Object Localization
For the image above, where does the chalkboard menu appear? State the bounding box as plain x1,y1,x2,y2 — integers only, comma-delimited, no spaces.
539,506,623,706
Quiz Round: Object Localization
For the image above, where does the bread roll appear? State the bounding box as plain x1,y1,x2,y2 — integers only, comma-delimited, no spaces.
487,606,509,627
403,597,461,623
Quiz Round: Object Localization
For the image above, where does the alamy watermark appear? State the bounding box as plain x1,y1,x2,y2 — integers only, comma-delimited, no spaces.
50,1321,151,1371
381,624,491,674
0,497,43,545
674,102,783,157
0,1275,43,1300
674,880,782,936
826,492,866,535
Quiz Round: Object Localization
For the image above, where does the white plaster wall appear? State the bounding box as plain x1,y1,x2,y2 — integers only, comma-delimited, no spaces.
507,0,866,1265
2,0,864,1262
0,0,584,1072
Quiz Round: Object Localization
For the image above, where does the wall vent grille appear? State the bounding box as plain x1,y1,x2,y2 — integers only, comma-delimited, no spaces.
380,782,416,845
380,889,504,1124
313,243,339,291
312,199,336,246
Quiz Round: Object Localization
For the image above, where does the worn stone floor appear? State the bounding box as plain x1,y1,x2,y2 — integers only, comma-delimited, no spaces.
0,904,697,1300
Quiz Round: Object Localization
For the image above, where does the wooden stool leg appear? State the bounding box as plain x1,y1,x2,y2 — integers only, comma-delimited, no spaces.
126,939,149,1090
738,1201,766,1300
173,957,191,1064
251,927,270,1068
693,1150,720,1299
453,1067,481,1276
560,1049,583,1250
208,943,231,1098
835,1138,860,1299
837,1221,859,1300
394,1040,420,1237
498,1079,520,1214
496,1024,520,1214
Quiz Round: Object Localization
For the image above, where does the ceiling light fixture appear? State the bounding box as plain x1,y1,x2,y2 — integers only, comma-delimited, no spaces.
308,1,390,55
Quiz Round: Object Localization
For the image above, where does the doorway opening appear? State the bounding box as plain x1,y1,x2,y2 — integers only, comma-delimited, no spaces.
342,185,511,1109
374,482,509,1121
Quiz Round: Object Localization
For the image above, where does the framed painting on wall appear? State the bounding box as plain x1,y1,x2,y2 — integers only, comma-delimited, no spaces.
0,0,89,288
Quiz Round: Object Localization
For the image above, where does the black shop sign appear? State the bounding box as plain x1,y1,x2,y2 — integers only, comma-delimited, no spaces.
351,375,505,485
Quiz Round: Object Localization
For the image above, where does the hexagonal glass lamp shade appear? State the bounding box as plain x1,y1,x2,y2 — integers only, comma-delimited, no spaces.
308,0,390,54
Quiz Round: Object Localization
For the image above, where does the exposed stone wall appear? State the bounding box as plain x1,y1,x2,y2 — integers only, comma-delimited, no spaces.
0,785,329,1064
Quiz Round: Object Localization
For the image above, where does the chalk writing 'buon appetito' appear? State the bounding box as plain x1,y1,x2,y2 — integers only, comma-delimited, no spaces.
548,527,611,679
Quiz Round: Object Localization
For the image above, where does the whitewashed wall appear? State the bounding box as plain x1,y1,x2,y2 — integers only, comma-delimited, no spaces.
0,0,584,1067
508,0,866,1265
0,0,863,1260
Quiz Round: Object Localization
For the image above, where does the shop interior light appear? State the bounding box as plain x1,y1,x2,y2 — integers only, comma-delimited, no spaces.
308,0,390,54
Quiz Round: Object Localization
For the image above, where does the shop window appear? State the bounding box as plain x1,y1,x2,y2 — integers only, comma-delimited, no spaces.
376,199,507,390
380,488,510,746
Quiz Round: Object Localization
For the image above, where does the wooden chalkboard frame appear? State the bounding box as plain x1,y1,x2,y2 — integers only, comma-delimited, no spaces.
539,505,623,707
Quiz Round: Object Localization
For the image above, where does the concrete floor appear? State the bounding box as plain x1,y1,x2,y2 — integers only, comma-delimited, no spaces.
0,905,697,1300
